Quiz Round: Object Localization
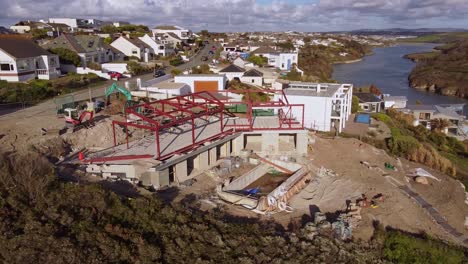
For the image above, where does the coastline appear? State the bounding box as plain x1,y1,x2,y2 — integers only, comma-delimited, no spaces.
333,58,363,65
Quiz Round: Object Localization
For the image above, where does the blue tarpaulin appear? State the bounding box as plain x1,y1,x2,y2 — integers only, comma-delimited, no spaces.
355,113,371,124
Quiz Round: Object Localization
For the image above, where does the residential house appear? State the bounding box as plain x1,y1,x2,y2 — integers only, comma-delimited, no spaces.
250,46,298,71
383,95,407,109
110,36,153,62
219,64,245,81
152,25,191,43
41,34,121,68
354,92,383,113
139,34,174,57
273,81,353,132
240,69,263,86
0,35,60,82
10,21,71,36
402,104,466,136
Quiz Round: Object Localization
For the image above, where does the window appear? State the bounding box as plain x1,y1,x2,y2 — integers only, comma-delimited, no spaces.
50,58,56,66
0,64,12,71
251,79,255,83
132,49,138,55
281,63,284,68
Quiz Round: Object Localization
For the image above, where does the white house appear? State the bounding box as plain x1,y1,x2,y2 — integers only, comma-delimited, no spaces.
152,25,191,42
274,81,353,132
383,95,407,109
0,35,60,82
174,74,227,93
219,64,245,81
138,34,174,57
251,46,298,71
110,36,153,62
240,69,263,86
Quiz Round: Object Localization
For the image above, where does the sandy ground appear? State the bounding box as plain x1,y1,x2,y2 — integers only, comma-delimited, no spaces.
279,135,468,245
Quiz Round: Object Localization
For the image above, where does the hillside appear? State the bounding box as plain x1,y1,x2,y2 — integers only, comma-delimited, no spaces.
400,32,468,43
406,40,468,98
297,39,372,82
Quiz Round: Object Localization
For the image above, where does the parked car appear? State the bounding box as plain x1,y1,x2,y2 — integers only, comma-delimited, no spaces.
154,69,166,78
211,45,216,50
108,71,123,80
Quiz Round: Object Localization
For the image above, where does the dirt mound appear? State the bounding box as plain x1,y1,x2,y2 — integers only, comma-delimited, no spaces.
63,117,127,150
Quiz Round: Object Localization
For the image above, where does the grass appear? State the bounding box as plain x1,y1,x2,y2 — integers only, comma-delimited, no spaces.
382,230,465,264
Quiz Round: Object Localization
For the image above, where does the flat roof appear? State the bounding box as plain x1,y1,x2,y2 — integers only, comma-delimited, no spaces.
283,85,342,98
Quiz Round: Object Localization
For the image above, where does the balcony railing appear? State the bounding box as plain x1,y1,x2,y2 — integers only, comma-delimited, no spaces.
36,68,60,76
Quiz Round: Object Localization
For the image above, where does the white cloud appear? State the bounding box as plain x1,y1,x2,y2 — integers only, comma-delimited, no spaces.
0,0,467,31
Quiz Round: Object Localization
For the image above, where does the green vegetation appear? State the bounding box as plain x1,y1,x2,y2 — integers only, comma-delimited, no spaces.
407,40,468,99
281,68,302,81
170,68,182,76
372,110,465,177
191,64,212,74
351,95,360,113
228,80,269,103
298,38,371,82
169,57,184,66
49,47,82,66
382,230,465,264
126,61,152,75
400,32,468,43
31,28,49,40
247,55,268,66
103,36,113,45
101,24,149,34
0,73,105,103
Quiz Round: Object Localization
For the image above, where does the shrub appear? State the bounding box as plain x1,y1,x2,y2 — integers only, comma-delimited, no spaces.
383,230,464,264
49,47,82,66
169,57,184,66
170,69,182,76
87,62,102,71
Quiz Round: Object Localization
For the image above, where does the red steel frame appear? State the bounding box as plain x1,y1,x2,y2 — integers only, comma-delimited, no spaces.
86,89,304,163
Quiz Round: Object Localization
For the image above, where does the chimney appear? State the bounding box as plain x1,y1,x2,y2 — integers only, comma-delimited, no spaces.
317,84,321,93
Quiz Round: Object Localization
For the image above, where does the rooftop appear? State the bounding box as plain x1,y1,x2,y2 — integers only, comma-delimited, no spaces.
283,85,342,98
354,93,382,103
0,34,51,58
154,25,179,30
383,96,408,102
219,64,246,73
243,69,263,77
176,74,225,78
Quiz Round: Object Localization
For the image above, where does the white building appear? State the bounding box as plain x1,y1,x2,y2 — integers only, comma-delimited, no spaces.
48,18,81,30
274,81,353,132
0,36,60,82
110,36,153,62
383,95,408,109
138,34,174,57
152,25,191,42
240,69,263,86
174,74,227,93
251,46,298,71
219,64,245,81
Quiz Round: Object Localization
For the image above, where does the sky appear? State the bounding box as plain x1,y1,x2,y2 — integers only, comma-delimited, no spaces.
1,0,468,32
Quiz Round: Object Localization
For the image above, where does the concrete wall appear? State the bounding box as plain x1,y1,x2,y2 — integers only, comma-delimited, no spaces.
240,76,262,86
102,63,129,74
224,163,270,191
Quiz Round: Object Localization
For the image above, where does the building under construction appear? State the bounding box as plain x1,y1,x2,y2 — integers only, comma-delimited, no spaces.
73,88,308,192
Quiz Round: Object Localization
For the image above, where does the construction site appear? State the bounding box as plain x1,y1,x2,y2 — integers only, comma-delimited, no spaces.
1,80,468,247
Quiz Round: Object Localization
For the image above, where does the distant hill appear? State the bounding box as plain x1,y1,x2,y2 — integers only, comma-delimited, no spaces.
407,40,468,99
0,26,14,34
399,32,468,43
331,28,468,37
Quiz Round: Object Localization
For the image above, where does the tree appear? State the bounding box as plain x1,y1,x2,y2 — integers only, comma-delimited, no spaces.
247,55,268,66
369,84,382,96
31,28,49,40
351,95,360,113
200,30,209,37
276,41,294,52
103,36,113,45
101,25,118,34
171,68,182,76
191,64,212,74
49,48,81,66
282,68,302,81
127,61,148,75
431,118,451,133
303,37,311,44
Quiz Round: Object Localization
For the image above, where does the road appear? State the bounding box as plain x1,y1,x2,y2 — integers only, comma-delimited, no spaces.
55,42,220,105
